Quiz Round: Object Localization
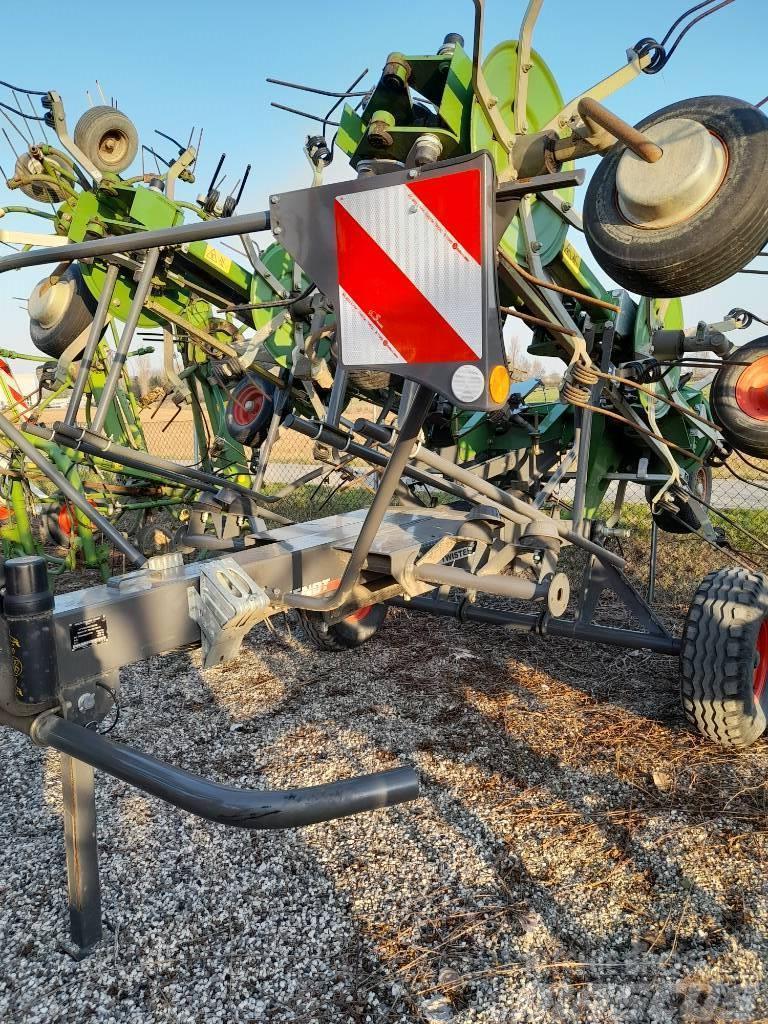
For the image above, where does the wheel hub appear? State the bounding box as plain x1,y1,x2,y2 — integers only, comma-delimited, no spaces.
98,129,129,167
232,384,265,427
735,355,768,421
616,118,727,229
28,274,75,329
344,605,372,623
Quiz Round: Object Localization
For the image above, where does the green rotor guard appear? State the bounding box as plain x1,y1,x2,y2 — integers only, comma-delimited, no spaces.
470,40,573,267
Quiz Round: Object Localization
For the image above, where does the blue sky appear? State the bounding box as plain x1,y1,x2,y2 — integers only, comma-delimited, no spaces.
0,0,765,368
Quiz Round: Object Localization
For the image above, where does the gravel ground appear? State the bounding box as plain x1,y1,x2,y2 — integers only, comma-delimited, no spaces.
1,602,768,1023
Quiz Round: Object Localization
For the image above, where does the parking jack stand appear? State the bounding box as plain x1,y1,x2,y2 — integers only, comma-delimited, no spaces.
60,752,102,956
647,520,659,605
4,555,103,956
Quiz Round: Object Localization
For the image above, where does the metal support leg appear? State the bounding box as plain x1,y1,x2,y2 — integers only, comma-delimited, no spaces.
325,365,348,428
647,519,659,605
60,752,102,955
397,380,420,428
64,262,119,426
90,248,160,434
11,553,106,955
284,385,434,611
392,595,681,655
576,553,671,642
571,324,613,532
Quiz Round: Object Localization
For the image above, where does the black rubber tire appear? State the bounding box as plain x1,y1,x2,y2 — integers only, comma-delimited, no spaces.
14,152,68,203
137,521,174,557
298,603,387,651
680,567,768,748
225,378,276,447
112,506,144,540
584,96,768,297
646,465,712,535
38,504,73,549
29,264,97,359
711,336,768,457
73,106,139,174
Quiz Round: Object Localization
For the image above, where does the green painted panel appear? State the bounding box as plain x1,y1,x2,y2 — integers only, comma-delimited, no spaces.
247,243,308,369
129,186,183,230
470,40,571,266
185,241,252,293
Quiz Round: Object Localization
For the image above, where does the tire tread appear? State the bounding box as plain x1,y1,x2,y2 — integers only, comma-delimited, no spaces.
680,567,768,748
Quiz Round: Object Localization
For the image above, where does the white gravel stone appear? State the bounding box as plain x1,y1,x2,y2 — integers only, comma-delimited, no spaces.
0,608,767,1022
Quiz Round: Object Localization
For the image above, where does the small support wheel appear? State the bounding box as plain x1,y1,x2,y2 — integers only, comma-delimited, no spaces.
298,603,387,651
584,96,768,296
646,465,712,535
711,336,768,457
28,264,97,359
225,378,276,447
680,567,768,748
136,521,174,557
73,106,138,174
14,151,69,203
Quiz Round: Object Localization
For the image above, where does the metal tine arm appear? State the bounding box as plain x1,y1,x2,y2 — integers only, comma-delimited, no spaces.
515,1,544,135
89,249,159,434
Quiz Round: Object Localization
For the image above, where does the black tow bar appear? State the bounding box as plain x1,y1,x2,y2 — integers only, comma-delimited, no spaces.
32,712,419,829
0,555,418,954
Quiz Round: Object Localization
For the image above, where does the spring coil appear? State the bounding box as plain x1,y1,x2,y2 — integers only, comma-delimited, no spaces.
633,1,738,76
561,362,599,406
633,36,667,74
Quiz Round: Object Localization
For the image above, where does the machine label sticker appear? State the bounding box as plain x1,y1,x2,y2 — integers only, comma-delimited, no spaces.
441,544,476,566
334,168,484,366
299,577,333,597
204,245,232,275
70,616,109,651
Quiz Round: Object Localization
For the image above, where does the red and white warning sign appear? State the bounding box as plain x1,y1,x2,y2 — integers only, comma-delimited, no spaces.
334,168,483,370
0,360,27,411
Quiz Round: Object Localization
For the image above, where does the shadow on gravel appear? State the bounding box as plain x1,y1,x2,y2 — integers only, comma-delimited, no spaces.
214,606,768,1020
4,599,767,1023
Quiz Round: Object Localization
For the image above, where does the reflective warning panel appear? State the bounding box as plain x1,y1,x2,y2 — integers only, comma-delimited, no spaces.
335,169,483,367
270,152,508,410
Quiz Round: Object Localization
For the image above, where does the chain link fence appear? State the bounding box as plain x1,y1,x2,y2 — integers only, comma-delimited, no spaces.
139,400,383,523
614,456,768,613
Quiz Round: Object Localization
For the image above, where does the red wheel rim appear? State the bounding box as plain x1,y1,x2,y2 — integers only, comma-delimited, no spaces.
56,500,96,536
344,605,372,624
735,356,768,421
754,620,768,701
58,504,74,535
231,384,265,427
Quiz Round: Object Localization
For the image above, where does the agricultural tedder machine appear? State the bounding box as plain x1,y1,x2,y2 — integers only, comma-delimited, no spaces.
0,79,366,569
1,0,764,565
1,0,768,955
